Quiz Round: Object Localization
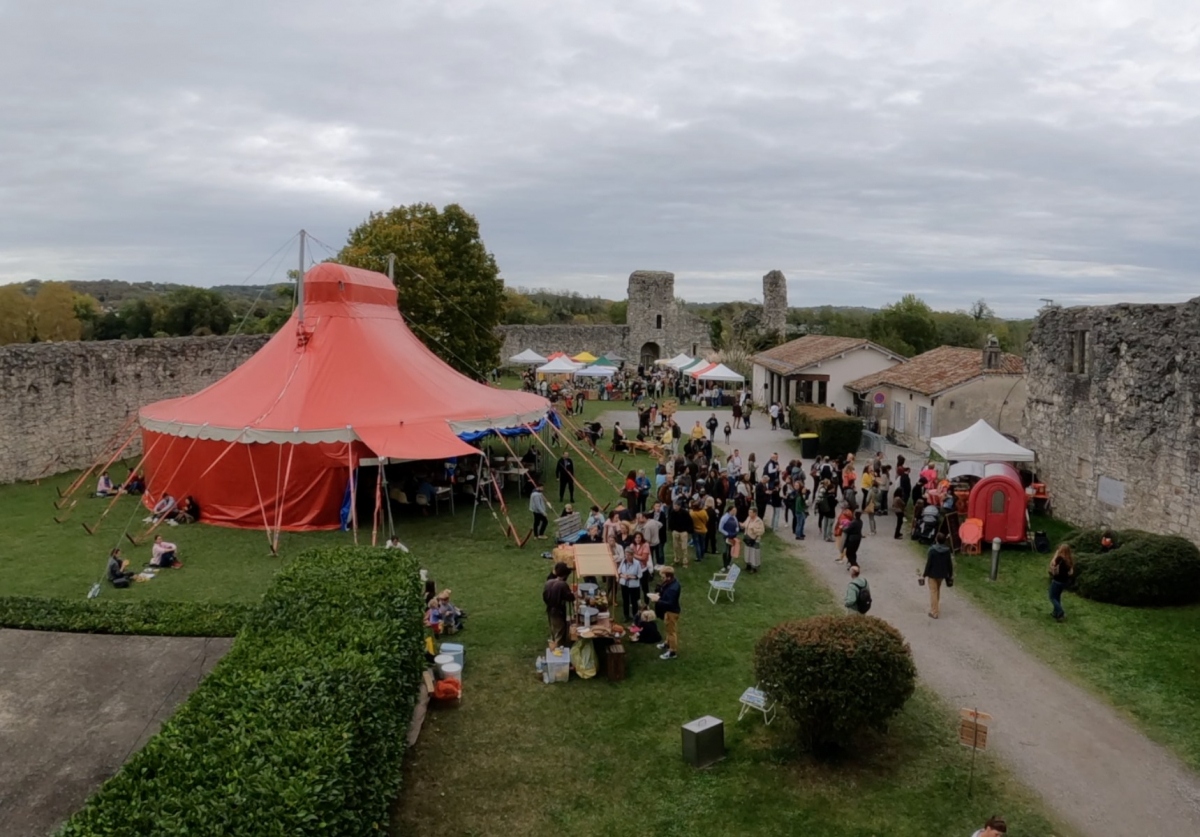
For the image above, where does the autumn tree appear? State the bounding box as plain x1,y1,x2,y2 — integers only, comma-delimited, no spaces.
338,203,503,377
869,294,939,357
31,281,83,341
0,286,34,345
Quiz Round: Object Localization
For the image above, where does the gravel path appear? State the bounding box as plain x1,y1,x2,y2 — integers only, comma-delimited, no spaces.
603,406,1200,837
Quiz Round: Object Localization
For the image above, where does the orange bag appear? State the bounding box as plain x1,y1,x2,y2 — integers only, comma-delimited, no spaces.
434,677,462,700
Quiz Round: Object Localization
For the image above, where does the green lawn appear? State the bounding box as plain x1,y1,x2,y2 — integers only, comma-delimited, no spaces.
920,515,1200,771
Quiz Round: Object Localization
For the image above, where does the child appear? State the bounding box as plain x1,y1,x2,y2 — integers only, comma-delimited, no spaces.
632,607,662,645
1100,529,1117,553
723,422,732,446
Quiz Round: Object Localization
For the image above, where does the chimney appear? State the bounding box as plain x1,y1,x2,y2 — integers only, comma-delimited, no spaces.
983,334,1001,370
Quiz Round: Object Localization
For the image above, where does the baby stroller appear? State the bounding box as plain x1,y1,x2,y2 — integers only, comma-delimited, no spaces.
914,505,940,545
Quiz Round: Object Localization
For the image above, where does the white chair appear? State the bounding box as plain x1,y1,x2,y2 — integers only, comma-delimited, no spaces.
738,682,777,724
707,564,741,604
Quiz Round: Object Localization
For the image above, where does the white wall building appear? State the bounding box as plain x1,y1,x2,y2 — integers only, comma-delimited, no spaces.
750,336,904,413
845,342,1026,449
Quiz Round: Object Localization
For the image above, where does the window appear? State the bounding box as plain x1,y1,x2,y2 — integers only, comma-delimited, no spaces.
655,314,663,329
990,490,1006,514
1070,330,1090,374
892,400,906,433
917,405,932,440
817,381,828,405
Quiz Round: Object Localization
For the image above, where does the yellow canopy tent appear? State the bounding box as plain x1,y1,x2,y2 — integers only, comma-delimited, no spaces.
571,351,598,363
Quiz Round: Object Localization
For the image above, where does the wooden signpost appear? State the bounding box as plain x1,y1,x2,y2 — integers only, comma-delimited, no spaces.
959,708,992,797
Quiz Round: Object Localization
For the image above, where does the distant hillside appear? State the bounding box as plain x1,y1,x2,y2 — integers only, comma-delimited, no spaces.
18,279,287,309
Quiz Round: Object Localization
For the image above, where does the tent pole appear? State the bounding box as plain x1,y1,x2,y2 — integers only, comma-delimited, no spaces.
272,443,296,555
246,444,277,551
470,454,484,533
297,229,306,327
380,458,397,540
371,462,382,546
348,444,359,545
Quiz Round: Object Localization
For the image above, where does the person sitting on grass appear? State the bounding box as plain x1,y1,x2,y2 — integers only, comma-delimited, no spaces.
148,493,176,524
96,470,120,497
434,589,465,634
169,495,200,525
106,548,133,588
150,535,182,569
124,471,146,495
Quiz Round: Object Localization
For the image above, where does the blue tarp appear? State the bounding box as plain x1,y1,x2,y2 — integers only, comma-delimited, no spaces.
455,412,561,444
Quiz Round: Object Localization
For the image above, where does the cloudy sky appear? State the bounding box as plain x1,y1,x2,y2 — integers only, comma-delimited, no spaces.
3,0,1199,316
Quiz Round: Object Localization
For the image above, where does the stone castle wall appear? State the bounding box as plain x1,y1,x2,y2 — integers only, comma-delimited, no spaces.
0,335,269,484
1023,300,1200,540
762,270,788,336
497,324,630,362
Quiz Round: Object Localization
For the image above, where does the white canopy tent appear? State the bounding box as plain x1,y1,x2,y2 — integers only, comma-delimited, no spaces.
573,365,618,378
660,353,694,369
930,419,1035,463
694,362,745,383
537,356,582,374
508,349,548,364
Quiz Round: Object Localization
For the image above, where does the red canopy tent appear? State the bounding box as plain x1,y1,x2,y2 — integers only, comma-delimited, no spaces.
137,263,550,530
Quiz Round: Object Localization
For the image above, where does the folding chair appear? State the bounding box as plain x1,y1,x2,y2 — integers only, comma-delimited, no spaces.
738,682,777,724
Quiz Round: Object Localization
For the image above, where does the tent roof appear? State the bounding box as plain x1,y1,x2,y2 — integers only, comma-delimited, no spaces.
508,349,547,364
138,263,550,459
571,351,598,362
678,358,706,372
573,365,617,378
590,354,617,367
538,356,581,373
930,419,1035,463
694,362,745,382
664,353,694,368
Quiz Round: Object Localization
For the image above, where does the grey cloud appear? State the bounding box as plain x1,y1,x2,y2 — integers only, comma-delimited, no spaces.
2,0,1200,316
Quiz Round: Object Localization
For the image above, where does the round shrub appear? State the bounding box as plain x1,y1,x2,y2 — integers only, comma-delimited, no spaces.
753,615,916,755
1069,529,1200,607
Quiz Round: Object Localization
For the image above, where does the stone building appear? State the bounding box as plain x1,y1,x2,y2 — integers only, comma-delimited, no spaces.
750,335,904,413
1023,299,1200,538
498,269,787,368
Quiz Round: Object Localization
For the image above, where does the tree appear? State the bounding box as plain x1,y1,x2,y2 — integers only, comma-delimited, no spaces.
31,282,82,341
933,311,986,349
608,299,628,325
73,293,102,340
119,297,163,339
969,299,995,321
338,203,504,377
159,287,234,336
0,285,34,345
869,294,938,357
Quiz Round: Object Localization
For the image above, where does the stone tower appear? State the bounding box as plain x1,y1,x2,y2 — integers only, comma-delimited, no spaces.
762,270,788,338
626,270,676,369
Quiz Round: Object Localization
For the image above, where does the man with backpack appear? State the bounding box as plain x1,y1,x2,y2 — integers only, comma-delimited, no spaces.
705,412,719,441
844,565,872,614
718,506,740,570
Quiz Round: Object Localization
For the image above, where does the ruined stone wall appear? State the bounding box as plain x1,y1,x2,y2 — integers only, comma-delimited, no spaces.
0,335,269,484
1023,300,1200,538
626,270,712,363
497,324,630,362
762,270,788,337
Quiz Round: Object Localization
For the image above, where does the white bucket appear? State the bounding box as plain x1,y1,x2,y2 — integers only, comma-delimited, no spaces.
439,642,464,670
434,654,454,678
440,662,463,680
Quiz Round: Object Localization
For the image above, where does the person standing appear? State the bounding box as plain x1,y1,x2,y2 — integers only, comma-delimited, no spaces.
668,499,693,567
742,507,766,573
543,562,575,647
864,481,878,535
617,549,643,622
555,454,576,503
630,531,653,604
971,816,1007,837
843,510,864,569
844,565,871,613
689,500,709,564
644,503,665,565
706,413,719,441
529,484,552,539
769,401,780,429
651,565,682,660
732,400,743,429
792,482,808,540
723,421,732,446
1049,544,1075,622
892,488,907,539
718,506,740,570
923,533,955,619
635,469,651,514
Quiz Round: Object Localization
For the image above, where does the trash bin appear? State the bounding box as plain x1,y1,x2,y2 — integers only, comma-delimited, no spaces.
799,433,819,459
681,715,725,768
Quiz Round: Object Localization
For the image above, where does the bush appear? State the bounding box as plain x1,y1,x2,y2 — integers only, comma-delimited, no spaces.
788,404,863,457
58,546,426,836
0,597,251,636
1063,528,1200,607
754,615,916,755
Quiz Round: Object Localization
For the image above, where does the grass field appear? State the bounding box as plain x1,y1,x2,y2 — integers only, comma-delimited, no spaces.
912,515,1200,772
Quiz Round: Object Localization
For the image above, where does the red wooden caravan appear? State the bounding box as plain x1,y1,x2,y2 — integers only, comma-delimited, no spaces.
967,463,1027,544
137,263,551,531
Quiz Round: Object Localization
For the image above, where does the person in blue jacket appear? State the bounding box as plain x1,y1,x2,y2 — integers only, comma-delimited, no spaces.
651,565,682,660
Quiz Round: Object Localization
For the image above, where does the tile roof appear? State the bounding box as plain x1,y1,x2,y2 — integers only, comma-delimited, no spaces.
751,335,896,375
844,346,1025,396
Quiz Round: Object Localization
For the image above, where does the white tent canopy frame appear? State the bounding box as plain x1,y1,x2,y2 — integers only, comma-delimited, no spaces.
573,365,618,378
930,419,1035,463
536,356,582,374
508,349,547,364
693,362,745,383
660,353,694,369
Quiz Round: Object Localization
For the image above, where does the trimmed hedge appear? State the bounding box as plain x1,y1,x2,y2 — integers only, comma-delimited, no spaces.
1064,528,1200,607
788,404,863,457
58,546,426,836
754,615,916,755
0,597,252,637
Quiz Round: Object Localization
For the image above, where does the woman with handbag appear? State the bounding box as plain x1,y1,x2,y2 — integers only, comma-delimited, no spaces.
742,508,766,573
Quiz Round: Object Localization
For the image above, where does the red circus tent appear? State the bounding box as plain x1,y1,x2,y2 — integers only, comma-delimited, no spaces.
137,263,550,530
